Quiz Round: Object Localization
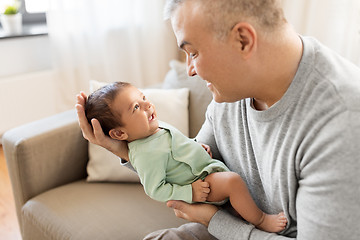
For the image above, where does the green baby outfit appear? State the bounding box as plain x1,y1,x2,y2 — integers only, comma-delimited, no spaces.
128,121,229,203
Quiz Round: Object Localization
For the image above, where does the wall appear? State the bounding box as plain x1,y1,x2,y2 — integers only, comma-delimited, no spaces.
0,35,58,138
282,0,360,66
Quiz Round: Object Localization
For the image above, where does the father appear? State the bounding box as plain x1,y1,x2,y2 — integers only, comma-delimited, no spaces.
76,0,360,239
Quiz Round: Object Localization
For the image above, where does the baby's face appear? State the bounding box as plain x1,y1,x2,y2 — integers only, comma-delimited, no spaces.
112,85,159,142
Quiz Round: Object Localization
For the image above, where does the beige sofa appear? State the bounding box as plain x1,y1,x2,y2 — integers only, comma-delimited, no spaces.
3,61,213,240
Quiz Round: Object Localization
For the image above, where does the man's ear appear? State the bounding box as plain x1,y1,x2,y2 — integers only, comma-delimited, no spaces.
109,128,128,141
230,22,257,59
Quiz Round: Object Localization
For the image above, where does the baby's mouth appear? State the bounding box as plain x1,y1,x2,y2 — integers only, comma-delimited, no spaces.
149,113,155,121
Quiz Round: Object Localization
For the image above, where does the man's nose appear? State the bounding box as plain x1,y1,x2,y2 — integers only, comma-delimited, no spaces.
186,59,197,77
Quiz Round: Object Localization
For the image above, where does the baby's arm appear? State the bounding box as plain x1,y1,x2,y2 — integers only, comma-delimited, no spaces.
150,179,194,203
191,179,210,202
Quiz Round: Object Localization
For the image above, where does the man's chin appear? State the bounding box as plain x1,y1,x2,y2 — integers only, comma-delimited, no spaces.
212,92,225,103
209,87,237,103
212,92,240,103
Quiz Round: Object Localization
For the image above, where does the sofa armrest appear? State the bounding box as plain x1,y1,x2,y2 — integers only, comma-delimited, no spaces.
3,110,88,219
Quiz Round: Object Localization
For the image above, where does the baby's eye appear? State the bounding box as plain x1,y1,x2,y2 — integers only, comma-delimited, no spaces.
143,96,146,101
134,104,140,111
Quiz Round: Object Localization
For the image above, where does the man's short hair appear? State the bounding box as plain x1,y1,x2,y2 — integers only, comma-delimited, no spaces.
164,0,286,39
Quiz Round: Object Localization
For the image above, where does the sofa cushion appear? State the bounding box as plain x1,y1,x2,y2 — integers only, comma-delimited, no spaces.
22,181,187,240
162,60,213,138
87,143,140,182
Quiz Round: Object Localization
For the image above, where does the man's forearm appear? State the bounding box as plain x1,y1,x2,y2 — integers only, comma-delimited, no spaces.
110,145,129,161
209,211,292,240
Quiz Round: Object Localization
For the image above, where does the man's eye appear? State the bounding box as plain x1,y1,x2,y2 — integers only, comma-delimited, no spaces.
134,104,139,111
143,96,146,101
189,52,197,58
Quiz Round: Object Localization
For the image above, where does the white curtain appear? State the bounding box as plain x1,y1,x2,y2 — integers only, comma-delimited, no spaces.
282,0,360,66
47,0,177,111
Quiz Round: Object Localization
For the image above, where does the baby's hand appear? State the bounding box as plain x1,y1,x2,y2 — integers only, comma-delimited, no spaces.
191,179,210,202
200,143,212,158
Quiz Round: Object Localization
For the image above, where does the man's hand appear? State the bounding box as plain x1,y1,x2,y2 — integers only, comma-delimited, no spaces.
200,143,212,158
192,179,210,202
75,91,129,160
167,200,219,227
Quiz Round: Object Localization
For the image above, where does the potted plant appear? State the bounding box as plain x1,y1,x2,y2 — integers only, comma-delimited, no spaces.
0,0,22,35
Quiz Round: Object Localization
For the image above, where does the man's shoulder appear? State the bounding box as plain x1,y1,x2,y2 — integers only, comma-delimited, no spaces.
302,36,360,111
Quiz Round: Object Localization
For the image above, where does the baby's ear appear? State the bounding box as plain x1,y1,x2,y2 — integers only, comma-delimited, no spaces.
109,128,128,141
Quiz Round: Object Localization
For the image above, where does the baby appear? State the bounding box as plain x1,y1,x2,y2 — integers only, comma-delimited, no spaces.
85,81,287,232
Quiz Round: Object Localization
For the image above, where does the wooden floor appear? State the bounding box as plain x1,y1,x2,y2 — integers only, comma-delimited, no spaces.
0,145,22,240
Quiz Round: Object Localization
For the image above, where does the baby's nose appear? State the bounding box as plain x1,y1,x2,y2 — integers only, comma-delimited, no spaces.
144,102,152,109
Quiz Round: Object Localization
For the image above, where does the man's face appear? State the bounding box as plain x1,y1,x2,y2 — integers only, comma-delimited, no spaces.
171,1,249,103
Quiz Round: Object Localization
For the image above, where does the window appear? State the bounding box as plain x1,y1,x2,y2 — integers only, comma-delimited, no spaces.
24,0,48,13
0,0,47,38
21,0,47,24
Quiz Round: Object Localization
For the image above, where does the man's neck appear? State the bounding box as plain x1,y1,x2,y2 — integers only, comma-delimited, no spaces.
252,98,269,111
253,27,303,110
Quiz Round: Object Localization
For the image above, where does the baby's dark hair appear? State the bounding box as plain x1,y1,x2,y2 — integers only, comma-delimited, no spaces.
85,82,131,136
